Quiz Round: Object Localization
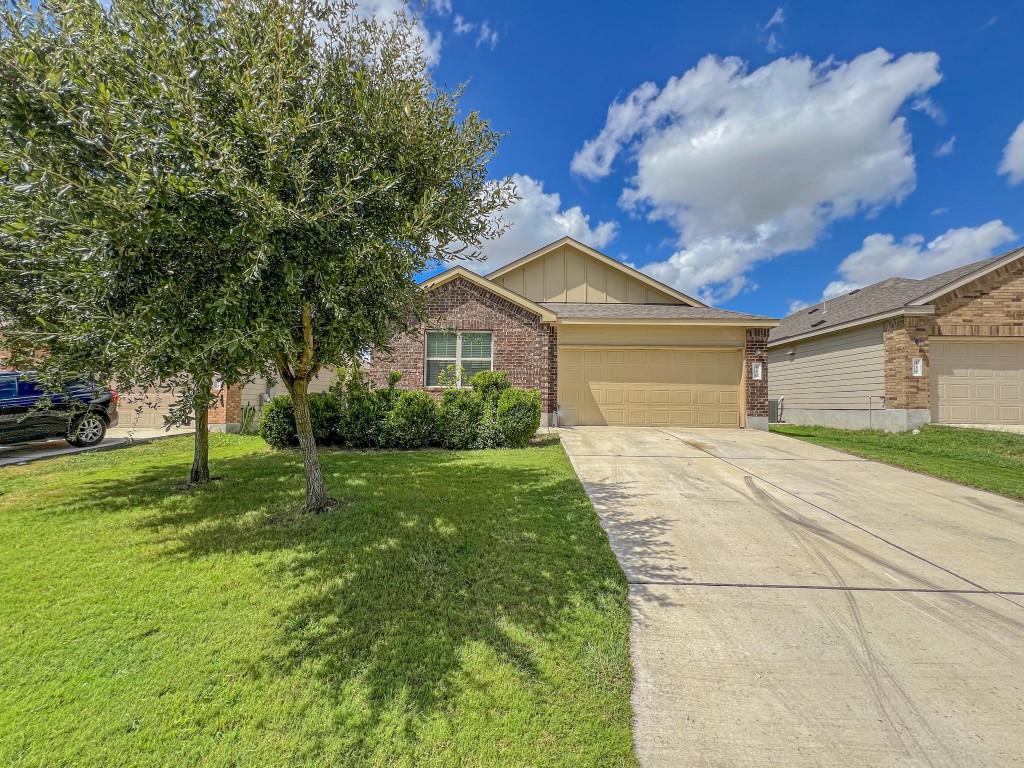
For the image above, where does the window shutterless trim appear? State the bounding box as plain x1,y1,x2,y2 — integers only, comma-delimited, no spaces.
425,331,493,386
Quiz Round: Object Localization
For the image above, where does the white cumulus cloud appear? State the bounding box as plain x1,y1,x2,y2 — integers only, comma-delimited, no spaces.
834,220,1017,286
571,49,943,303
999,119,1024,185
469,175,618,272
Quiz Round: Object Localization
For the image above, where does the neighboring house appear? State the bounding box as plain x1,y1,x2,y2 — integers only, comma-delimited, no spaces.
364,237,778,429
768,246,1024,431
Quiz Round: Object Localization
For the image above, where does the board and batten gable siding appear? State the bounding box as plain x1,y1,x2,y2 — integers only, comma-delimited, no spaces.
492,242,683,304
768,323,885,410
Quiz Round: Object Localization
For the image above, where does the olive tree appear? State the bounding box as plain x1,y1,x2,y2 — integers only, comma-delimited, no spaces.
0,0,512,511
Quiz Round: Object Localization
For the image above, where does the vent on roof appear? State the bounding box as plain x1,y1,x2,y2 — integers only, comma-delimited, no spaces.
807,307,819,314
810,319,826,328
847,288,861,295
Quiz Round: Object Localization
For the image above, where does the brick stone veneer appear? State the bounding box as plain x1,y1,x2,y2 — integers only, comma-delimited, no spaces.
209,383,242,431
744,327,769,419
365,277,557,419
883,259,1024,414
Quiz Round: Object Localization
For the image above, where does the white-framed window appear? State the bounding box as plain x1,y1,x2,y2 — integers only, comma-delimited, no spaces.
425,331,493,386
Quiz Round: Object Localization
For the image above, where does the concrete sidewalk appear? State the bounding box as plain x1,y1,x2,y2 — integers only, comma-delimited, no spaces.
561,426,1024,768
0,425,193,468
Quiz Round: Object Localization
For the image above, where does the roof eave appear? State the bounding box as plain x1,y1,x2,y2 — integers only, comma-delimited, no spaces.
767,306,935,347
555,317,778,328
907,245,1024,306
421,266,558,322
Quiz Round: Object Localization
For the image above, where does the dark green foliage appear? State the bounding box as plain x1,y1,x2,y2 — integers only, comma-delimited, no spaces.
339,374,385,449
470,370,511,408
383,391,437,449
260,392,344,448
308,392,344,446
497,389,542,448
259,395,298,449
435,389,482,450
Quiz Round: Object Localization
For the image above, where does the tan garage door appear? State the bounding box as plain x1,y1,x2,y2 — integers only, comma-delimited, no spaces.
932,339,1024,424
558,347,742,427
118,385,181,428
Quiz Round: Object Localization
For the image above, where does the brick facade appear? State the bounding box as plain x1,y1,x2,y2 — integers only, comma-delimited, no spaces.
365,277,558,418
208,382,242,430
883,315,931,410
744,327,769,419
883,259,1024,414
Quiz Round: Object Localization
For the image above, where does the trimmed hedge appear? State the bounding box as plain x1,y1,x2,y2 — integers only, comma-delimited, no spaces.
497,388,542,448
436,389,482,450
260,369,541,451
383,391,437,449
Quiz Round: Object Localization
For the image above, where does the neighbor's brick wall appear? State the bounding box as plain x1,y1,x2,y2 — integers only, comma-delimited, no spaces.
365,277,557,415
931,260,1024,337
209,383,242,426
883,316,931,410
745,327,769,418
883,258,1024,411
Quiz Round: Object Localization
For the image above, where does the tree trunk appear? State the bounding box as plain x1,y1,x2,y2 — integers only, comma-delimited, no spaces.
291,376,330,512
189,403,211,486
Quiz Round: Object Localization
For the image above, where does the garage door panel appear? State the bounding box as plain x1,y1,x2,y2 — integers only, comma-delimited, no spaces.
558,347,742,427
933,340,1024,425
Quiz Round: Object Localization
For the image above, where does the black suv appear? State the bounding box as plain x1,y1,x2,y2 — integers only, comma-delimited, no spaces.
0,372,119,447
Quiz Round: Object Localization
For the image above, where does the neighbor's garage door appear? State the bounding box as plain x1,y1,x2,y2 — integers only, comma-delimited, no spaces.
118,385,180,428
932,339,1024,425
558,347,742,427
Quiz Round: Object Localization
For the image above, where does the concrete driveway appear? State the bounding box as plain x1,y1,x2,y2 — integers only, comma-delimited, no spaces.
0,426,193,468
560,427,1024,768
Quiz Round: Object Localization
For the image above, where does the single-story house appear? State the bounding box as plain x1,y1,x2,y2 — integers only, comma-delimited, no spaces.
364,237,778,429
768,245,1024,431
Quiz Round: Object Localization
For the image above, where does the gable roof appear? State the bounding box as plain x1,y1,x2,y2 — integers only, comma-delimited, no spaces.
769,245,1024,345
485,237,707,308
420,266,558,322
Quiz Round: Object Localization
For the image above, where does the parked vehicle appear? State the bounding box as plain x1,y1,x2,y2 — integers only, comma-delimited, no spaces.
0,372,119,447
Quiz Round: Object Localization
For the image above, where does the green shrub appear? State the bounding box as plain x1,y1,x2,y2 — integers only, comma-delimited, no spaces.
340,374,383,448
259,394,297,449
383,391,437,449
258,391,344,448
497,388,541,448
474,405,504,449
470,369,510,406
436,388,482,450
307,391,344,446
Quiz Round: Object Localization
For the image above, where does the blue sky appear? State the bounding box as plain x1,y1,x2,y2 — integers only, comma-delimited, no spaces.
386,0,1024,318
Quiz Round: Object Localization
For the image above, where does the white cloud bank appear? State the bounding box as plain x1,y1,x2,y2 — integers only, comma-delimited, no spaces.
469,174,618,272
571,48,943,303
999,119,1024,185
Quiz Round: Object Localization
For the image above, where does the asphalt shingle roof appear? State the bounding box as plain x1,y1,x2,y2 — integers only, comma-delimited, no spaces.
769,247,1024,345
541,303,775,322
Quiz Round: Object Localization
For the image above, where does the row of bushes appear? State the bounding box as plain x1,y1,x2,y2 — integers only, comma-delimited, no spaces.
259,370,542,451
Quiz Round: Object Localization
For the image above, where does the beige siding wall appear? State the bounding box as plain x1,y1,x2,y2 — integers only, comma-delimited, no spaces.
241,368,336,409
493,243,683,304
558,324,745,348
768,323,885,409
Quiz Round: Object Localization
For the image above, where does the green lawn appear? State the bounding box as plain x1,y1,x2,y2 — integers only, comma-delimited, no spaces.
0,435,637,768
771,424,1024,500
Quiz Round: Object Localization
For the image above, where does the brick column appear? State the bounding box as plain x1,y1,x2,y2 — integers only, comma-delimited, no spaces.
208,381,242,432
745,328,769,430
883,317,931,411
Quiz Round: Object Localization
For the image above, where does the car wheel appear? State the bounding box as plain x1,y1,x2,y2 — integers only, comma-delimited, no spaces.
68,414,107,447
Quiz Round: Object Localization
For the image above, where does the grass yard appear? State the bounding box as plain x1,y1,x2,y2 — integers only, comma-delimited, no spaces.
0,435,637,768
771,424,1024,500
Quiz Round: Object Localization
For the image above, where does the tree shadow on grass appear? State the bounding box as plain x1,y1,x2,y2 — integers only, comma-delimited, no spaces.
69,444,641,760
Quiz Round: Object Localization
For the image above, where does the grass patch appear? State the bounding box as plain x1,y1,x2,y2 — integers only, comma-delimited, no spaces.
0,435,637,768
771,424,1024,500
